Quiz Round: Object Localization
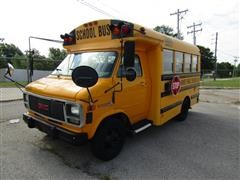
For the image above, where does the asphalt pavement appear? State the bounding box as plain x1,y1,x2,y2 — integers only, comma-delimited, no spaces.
0,89,239,179
0,88,23,102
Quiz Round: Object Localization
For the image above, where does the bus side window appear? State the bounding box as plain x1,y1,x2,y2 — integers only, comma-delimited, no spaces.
184,53,191,73
192,55,198,72
117,55,142,77
175,51,183,73
163,49,174,74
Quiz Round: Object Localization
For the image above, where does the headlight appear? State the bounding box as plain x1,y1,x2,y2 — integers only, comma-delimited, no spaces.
65,103,83,126
66,104,81,117
70,105,80,116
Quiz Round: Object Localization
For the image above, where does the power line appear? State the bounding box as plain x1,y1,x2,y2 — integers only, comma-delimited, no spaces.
218,50,238,58
94,0,120,15
77,0,115,18
170,9,188,39
187,22,202,45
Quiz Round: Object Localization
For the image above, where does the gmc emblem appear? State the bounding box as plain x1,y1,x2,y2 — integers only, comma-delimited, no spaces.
37,103,49,111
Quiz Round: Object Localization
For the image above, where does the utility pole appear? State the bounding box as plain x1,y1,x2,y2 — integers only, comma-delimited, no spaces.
214,32,218,80
233,56,239,77
187,22,202,45
170,9,188,39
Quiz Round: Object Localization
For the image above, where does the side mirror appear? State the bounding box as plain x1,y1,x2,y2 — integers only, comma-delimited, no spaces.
123,41,135,68
125,68,137,81
71,66,98,88
5,63,15,77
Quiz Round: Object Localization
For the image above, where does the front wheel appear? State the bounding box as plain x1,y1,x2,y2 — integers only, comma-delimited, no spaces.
91,118,126,161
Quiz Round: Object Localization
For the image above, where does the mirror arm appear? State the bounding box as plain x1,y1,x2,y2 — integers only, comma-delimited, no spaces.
104,82,120,94
79,88,98,111
87,88,94,104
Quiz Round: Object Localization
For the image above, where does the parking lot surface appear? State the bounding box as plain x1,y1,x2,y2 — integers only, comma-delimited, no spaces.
0,89,239,179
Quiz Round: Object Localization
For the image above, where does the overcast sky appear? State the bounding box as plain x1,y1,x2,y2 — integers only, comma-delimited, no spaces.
0,0,239,64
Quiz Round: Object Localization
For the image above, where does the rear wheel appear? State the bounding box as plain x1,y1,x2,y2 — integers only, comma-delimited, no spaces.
91,118,126,161
177,98,190,121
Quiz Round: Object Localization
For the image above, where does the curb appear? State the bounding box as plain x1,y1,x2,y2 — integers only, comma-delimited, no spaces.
0,98,23,103
200,87,240,90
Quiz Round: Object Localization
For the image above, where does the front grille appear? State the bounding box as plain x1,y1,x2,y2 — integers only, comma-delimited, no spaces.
29,95,65,121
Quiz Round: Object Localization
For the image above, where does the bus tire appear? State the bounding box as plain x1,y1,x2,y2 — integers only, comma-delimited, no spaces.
177,98,190,121
91,118,126,161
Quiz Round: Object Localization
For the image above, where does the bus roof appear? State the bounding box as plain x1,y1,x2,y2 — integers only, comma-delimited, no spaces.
62,19,200,55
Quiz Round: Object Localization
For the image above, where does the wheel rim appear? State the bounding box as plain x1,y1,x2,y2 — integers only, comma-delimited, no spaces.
104,128,122,149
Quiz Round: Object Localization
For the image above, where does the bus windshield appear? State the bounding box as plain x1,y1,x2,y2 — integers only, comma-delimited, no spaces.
52,51,117,78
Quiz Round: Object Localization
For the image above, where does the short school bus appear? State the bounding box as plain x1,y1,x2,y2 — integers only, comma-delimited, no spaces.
22,19,200,161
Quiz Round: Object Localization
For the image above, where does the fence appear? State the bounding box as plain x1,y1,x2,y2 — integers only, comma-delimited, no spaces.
0,68,52,82
201,69,240,80
0,57,62,71
0,57,62,82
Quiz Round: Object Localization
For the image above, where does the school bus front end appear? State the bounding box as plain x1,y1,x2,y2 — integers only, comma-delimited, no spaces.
22,19,200,161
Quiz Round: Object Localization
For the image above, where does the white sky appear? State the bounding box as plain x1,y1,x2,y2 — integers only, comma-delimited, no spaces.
0,0,239,64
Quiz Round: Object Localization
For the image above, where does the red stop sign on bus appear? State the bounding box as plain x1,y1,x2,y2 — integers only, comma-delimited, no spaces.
171,76,181,95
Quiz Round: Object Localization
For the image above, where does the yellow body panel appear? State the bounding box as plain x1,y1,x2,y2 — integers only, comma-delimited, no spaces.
24,19,200,140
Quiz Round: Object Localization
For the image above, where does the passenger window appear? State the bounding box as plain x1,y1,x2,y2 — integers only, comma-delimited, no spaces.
175,52,183,73
163,49,174,74
184,53,191,73
192,55,198,72
117,55,142,77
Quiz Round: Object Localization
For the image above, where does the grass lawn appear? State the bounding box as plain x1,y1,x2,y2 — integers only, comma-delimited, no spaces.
1,78,239,88
0,81,28,88
201,77,240,88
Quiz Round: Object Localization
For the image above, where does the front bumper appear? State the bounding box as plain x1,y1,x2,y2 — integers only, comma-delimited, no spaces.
23,113,88,145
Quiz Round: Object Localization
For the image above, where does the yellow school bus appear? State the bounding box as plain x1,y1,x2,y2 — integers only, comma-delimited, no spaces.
22,19,200,161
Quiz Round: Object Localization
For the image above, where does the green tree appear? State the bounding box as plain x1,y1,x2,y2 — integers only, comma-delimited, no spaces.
153,25,183,40
0,43,25,68
0,43,23,57
48,47,67,60
216,62,234,78
197,45,215,73
237,64,240,76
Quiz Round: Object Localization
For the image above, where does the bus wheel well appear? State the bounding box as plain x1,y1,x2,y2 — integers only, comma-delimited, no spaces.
99,113,131,131
184,96,191,108
176,96,191,121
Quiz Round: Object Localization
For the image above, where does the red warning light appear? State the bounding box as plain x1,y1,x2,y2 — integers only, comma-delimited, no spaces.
112,26,121,36
109,22,132,38
60,32,76,46
121,24,130,34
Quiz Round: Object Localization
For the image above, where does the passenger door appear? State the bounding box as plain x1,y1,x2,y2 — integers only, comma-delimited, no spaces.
114,53,150,123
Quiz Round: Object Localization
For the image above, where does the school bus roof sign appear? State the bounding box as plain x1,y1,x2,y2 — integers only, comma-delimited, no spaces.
62,20,134,46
